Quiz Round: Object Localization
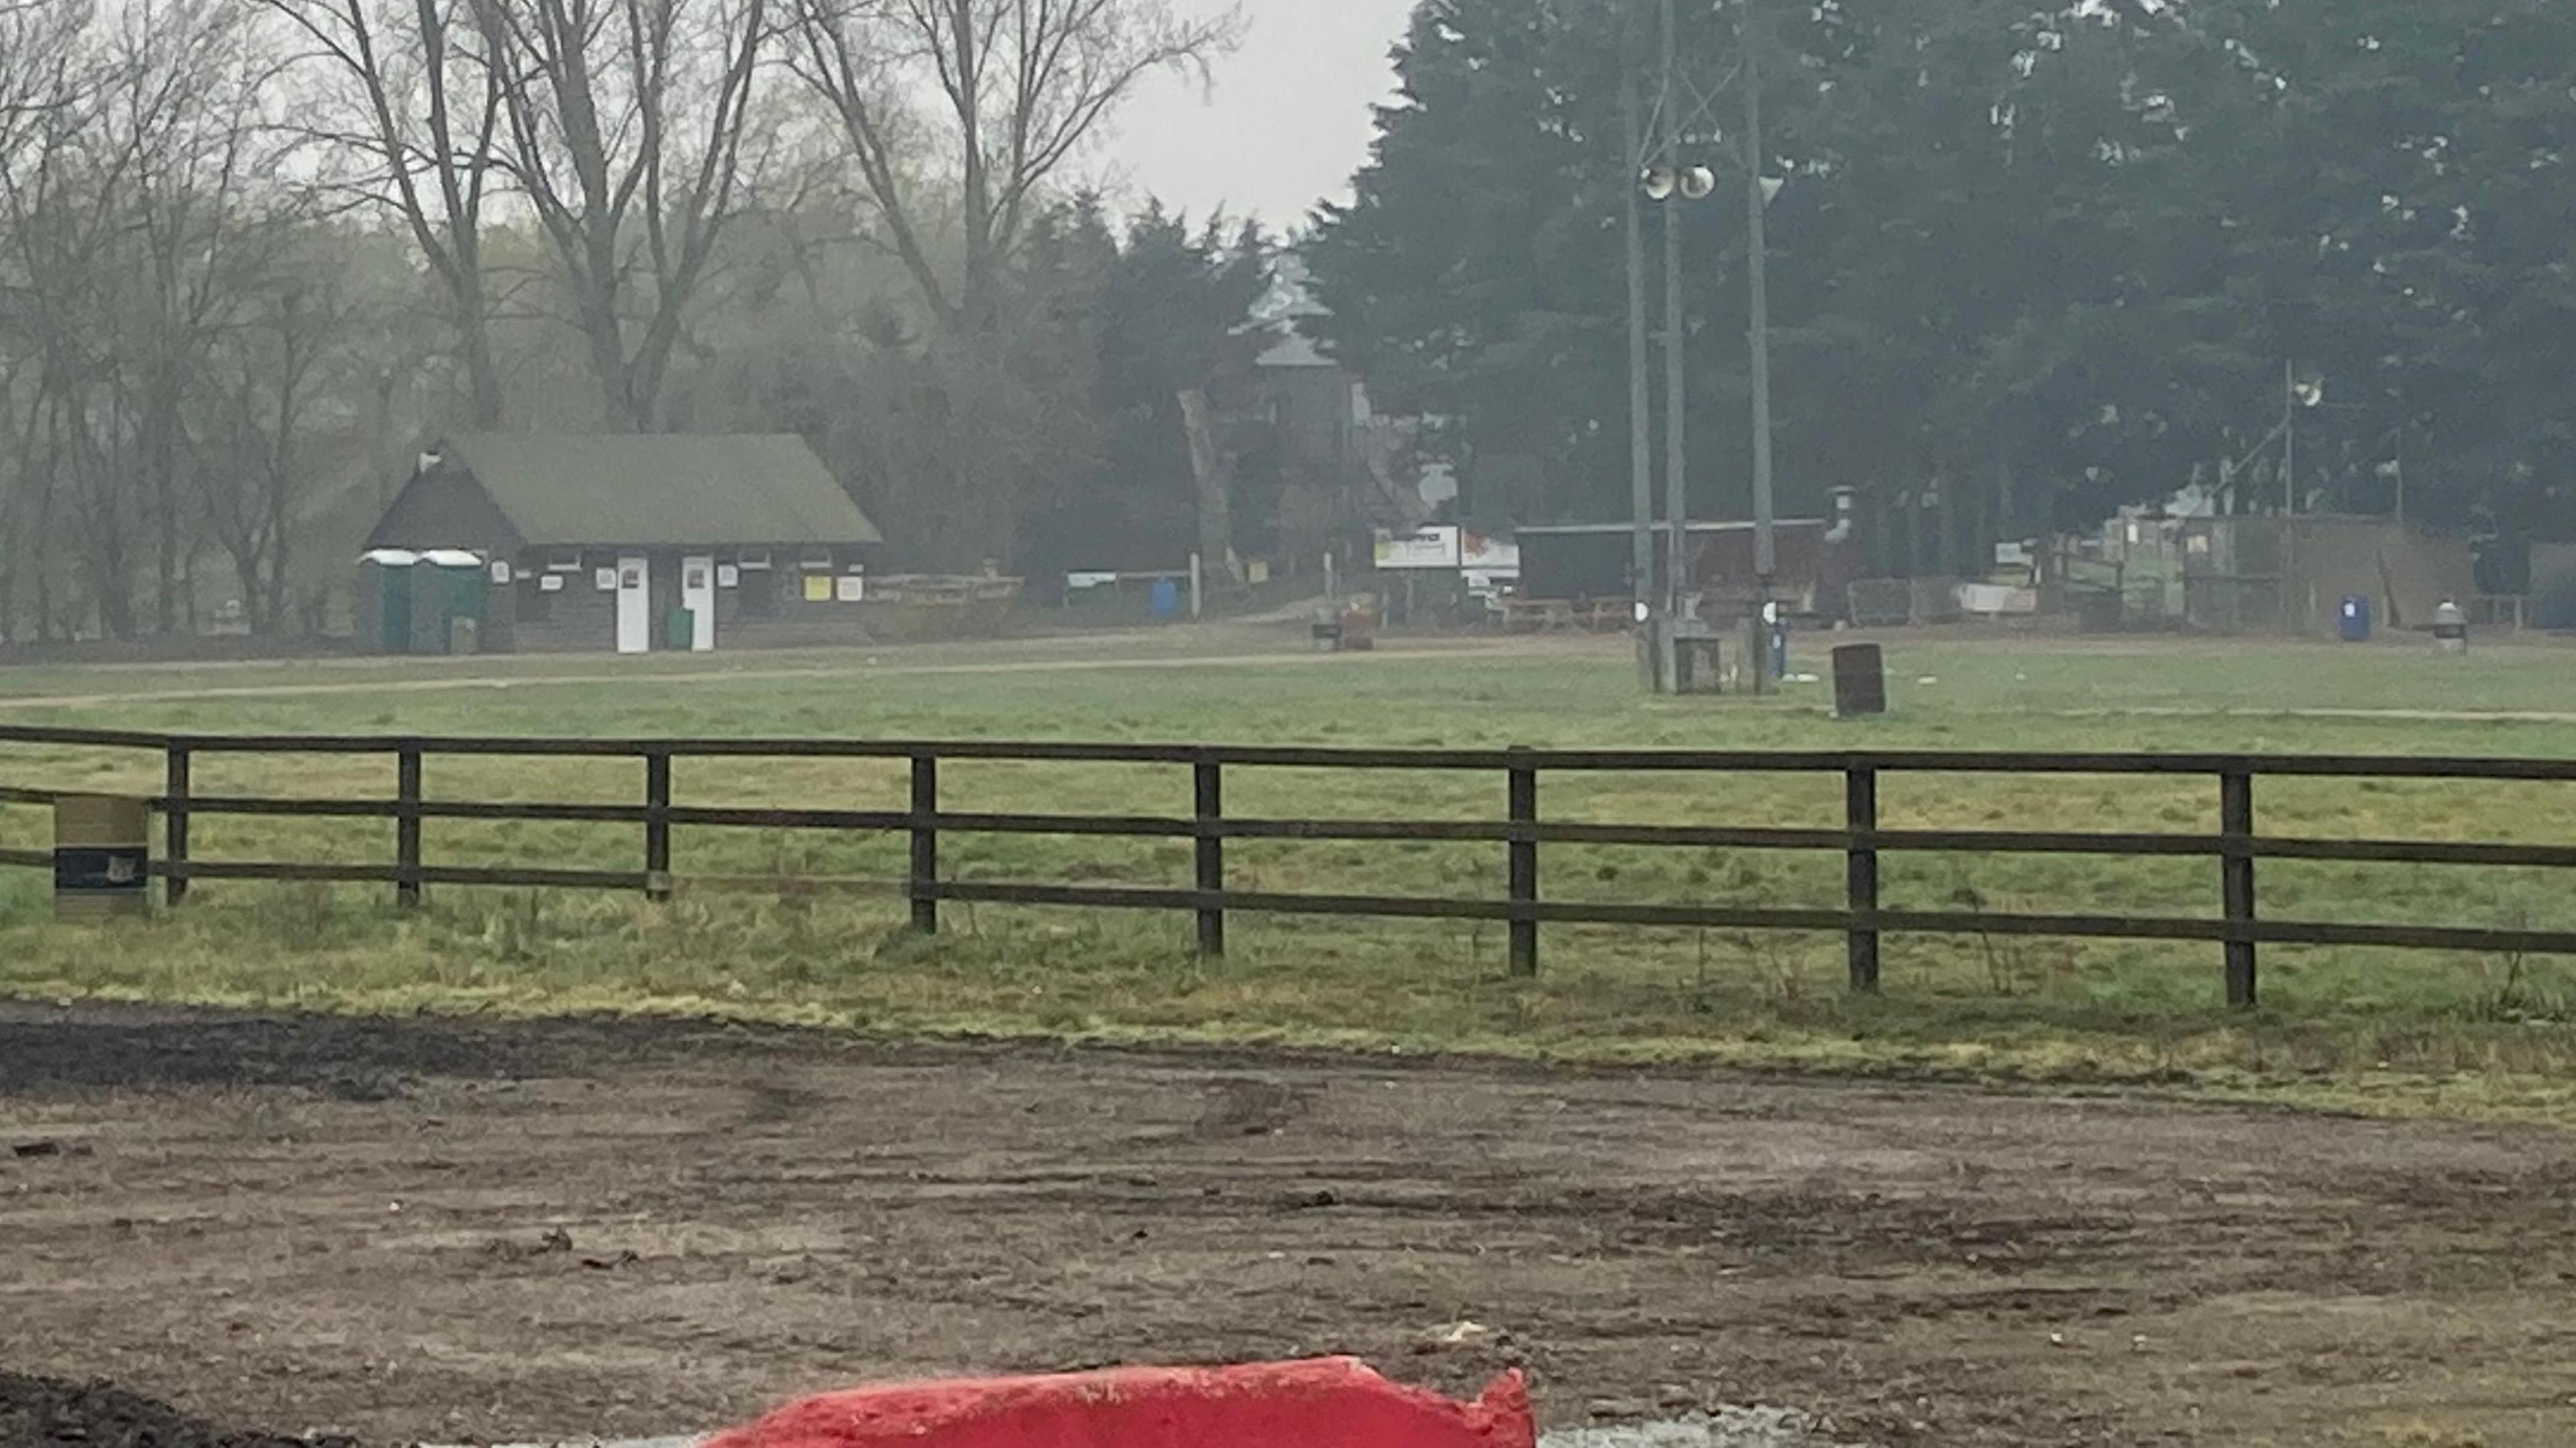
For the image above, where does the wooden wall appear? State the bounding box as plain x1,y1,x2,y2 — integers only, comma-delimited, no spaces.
496,547,877,654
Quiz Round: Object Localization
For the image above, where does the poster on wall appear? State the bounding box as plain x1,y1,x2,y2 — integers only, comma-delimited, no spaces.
539,573,566,594
836,573,866,603
489,560,513,586
594,567,618,592
1459,531,1519,575
717,564,741,589
802,573,833,603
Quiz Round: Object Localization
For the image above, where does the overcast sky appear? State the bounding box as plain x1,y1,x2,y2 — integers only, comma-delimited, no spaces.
1094,0,1418,234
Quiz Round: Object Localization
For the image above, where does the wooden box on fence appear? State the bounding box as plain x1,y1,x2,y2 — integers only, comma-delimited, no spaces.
54,794,150,920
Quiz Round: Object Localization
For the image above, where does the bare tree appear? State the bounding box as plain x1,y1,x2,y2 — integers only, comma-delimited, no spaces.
469,0,771,431
255,0,511,427
0,0,291,638
786,0,1240,333
0,0,93,640
188,217,351,634
125,10,272,633
0,1,89,157
1,6,150,638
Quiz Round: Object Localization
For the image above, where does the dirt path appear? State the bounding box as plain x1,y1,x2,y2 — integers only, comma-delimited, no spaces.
3,1008,2574,1448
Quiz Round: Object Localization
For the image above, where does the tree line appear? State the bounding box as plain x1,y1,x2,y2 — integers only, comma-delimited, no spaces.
0,0,1265,641
1306,0,2576,575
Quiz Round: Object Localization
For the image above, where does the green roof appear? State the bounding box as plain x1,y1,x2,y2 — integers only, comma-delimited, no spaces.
442,434,883,547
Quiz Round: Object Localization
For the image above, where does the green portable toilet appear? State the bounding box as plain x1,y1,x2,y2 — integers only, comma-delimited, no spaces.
355,549,418,655
411,550,491,654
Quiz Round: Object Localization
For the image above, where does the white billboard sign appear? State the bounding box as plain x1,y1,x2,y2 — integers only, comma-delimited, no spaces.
1374,526,1463,570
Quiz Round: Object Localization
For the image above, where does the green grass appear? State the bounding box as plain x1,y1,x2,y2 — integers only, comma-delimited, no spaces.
7,628,2576,1121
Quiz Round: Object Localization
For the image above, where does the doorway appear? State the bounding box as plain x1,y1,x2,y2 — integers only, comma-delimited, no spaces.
680,554,716,652
616,554,650,655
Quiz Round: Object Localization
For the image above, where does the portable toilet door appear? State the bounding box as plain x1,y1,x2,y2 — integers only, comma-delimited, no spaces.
419,549,490,654
356,549,419,655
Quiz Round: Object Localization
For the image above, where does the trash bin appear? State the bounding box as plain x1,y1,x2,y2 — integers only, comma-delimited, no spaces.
1339,605,1379,652
1310,608,1344,653
1833,644,1887,718
667,606,696,651
2339,594,2372,643
1672,618,1723,695
2434,599,2469,655
55,795,150,920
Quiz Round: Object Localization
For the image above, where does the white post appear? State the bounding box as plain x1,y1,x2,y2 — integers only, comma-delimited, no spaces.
2283,359,2296,516
2394,436,2406,528
1324,551,1338,604
1189,553,1204,620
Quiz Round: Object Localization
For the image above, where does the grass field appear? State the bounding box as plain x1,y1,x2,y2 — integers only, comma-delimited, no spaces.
7,623,2576,1119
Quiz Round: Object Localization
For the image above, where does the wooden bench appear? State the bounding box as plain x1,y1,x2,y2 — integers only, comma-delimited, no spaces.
1502,598,1582,633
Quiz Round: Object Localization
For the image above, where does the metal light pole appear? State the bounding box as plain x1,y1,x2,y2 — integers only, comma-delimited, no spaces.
1741,0,1777,693
1659,0,1689,638
1624,13,1657,690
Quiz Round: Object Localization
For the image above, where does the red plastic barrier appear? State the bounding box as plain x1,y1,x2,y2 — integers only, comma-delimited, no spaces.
705,1357,1534,1448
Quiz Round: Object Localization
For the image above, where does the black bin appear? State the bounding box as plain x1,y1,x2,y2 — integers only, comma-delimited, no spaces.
55,795,150,920
1832,644,1887,718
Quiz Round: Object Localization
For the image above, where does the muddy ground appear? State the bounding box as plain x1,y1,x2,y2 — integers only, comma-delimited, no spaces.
3,1006,2573,1448
1,1370,363,1448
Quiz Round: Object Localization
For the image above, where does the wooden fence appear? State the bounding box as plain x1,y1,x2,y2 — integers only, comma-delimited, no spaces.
6,722,2576,1008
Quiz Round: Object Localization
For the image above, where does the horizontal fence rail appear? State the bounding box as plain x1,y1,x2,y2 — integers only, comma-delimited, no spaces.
6,723,2576,1008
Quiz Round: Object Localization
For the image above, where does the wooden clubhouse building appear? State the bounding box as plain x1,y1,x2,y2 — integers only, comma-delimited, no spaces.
364,435,885,655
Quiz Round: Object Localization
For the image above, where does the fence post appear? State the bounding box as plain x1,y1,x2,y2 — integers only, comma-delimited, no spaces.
1507,748,1539,977
2221,767,2257,1009
394,744,423,910
163,742,191,908
643,750,674,903
1193,752,1226,957
909,752,939,934
1845,765,1880,993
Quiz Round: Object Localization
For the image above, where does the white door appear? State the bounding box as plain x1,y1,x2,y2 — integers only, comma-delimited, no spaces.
680,554,716,653
616,554,650,655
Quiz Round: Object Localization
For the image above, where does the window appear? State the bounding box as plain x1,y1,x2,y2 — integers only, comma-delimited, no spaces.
737,549,772,571
801,549,834,572
546,549,582,573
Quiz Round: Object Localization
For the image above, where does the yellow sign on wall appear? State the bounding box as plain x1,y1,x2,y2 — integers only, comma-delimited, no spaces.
802,573,833,603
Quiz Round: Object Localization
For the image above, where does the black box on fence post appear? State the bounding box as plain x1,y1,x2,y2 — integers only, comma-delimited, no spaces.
54,795,151,920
